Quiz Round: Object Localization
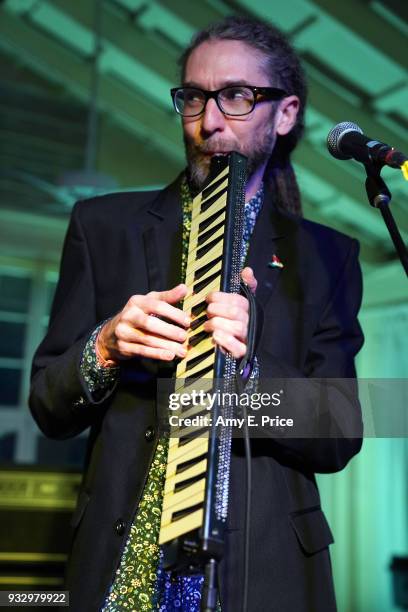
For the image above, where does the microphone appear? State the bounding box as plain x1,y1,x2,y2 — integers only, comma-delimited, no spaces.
327,121,407,170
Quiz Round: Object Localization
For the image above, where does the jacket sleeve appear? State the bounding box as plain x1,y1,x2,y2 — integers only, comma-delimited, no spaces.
29,201,118,439
256,238,364,474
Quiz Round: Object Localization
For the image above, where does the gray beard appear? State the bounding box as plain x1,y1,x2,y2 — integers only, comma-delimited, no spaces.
184,128,276,193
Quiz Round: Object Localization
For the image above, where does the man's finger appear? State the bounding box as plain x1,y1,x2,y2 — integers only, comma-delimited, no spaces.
114,339,177,361
206,301,249,325
206,291,248,308
212,330,246,359
241,267,257,294
117,317,188,346
123,331,187,358
155,284,188,304
142,299,190,328
204,316,247,342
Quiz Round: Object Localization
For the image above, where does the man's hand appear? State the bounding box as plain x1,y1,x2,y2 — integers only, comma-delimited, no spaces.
98,284,190,363
98,267,257,364
204,267,257,359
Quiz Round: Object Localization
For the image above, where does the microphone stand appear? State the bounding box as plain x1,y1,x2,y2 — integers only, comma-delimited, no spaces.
364,163,408,278
201,558,218,612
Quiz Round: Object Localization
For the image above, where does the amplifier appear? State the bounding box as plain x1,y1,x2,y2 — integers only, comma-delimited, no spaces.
0,466,81,592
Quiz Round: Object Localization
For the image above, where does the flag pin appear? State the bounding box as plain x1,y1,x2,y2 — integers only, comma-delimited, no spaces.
268,254,284,269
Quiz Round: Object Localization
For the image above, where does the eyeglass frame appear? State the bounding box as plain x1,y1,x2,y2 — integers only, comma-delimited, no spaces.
170,85,288,117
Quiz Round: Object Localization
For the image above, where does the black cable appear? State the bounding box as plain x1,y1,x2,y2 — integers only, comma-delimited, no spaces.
237,281,256,612
242,402,252,612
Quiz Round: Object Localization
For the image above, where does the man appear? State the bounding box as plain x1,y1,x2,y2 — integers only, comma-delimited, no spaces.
29,15,364,612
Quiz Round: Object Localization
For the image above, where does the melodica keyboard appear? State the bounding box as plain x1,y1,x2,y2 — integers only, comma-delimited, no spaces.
159,152,247,572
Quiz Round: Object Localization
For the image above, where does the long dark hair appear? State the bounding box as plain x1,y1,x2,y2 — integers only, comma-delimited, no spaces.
179,15,307,215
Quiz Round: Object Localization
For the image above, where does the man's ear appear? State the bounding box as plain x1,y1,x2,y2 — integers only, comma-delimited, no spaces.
275,96,300,136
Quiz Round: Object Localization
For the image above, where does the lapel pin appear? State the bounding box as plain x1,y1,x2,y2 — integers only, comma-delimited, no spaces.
268,254,284,269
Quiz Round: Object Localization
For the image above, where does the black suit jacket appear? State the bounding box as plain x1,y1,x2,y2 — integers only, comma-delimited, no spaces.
30,175,364,612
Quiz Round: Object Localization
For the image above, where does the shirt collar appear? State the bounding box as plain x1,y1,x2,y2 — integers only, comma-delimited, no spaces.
245,183,264,211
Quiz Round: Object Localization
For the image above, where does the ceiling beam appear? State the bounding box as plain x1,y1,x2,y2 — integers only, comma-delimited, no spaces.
0,57,181,190
157,0,222,29
310,0,407,70
0,8,184,164
305,65,407,151
50,0,179,83
97,115,181,187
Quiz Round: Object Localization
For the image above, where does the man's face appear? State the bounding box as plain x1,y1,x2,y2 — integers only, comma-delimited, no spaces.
182,39,278,191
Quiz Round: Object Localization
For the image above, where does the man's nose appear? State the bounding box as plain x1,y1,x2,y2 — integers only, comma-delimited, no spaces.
201,97,226,134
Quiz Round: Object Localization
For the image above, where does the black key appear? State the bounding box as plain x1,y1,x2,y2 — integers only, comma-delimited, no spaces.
193,256,222,282
178,425,210,446
172,501,203,522
197,221,225,248
193,271,220,295
200,186,228,213
191,301,207,318
196,234,223,260
190,314,207,331
176,452,207,474
186,348,214,372
198,208,225,234
185,364,214,387
202,172,227,200
174,473,205,493
188,330,208,348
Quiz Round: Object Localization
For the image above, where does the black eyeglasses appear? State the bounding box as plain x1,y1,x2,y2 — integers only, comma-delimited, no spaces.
170,85,287,117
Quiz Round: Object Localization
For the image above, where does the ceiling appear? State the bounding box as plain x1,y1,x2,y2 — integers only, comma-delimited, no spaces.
0,0,407,305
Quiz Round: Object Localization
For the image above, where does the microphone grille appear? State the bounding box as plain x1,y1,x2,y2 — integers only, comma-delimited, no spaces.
327,121,363,160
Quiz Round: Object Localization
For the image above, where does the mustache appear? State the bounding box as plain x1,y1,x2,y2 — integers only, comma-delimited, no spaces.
188,138,238,155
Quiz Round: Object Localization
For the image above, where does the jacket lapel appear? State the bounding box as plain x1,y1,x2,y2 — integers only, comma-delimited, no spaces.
141,175,183,293
246,190,300,310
